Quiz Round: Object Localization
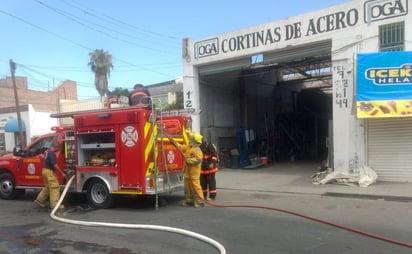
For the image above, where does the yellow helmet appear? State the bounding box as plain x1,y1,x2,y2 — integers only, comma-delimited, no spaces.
190,132,203,144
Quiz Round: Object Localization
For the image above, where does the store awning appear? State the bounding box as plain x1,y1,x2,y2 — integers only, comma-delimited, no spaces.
4,118,26,132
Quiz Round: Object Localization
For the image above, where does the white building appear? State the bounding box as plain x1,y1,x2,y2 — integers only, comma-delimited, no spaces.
0,78,78,152
0,105,58,151
181,0,412,181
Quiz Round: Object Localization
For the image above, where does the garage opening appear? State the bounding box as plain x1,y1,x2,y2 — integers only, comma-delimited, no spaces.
198,40,333,167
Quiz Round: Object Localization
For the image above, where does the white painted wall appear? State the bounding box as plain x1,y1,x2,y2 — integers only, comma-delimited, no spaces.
28,104,58,139
0,104,58,150
184,0,411,171
181,65,201,132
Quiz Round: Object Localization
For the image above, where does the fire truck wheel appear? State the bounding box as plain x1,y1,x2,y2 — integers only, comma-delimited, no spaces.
86,179,113,209
0,172,19,200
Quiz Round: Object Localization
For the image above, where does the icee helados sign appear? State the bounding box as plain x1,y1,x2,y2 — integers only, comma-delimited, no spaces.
356,51,412,118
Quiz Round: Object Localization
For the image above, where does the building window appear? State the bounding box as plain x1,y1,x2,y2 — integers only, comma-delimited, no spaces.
379,22,404,52
0,133,5,151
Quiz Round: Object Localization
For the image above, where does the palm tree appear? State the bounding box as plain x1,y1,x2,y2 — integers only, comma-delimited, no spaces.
88,49,113,98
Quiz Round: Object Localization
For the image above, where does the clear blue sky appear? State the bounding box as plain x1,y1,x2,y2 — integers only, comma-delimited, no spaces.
0,0,350,99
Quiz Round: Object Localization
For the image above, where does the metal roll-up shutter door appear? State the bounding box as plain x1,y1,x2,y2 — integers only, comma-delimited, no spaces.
367,117,412,182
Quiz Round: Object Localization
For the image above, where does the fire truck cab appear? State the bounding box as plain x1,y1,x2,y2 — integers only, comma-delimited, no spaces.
0,130,68,200
0,107,192,208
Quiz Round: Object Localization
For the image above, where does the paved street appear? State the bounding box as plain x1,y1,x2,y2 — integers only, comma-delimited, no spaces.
1,161,412,253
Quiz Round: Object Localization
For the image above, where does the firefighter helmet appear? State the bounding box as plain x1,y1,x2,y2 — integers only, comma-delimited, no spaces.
190,132,203,144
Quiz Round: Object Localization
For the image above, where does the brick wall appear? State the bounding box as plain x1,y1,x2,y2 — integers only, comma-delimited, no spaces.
0,76,28,89
0,77,77,112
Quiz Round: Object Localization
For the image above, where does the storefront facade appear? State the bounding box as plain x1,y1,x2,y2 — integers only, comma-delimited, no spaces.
181,0,412,181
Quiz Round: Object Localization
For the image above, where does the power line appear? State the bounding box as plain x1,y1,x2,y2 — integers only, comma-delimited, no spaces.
18,68,51,90
18,63,95,88
61,0,180,42
0,9,91,52
0,9,181,79
16,62,129,96
18,64,63,83
17,62,178,88
33,0,179,54
21,61,181,72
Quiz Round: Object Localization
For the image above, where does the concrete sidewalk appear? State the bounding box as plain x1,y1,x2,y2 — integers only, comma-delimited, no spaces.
217,161,412,202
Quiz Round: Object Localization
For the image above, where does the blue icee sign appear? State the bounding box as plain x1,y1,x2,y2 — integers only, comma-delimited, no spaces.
356,51,412,118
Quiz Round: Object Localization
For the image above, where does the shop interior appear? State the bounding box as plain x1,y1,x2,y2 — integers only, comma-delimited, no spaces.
197,41,333,168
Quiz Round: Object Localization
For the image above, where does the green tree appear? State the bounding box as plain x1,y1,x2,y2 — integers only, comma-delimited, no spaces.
107,87,130,97
163,92,184,110
88,49,113,98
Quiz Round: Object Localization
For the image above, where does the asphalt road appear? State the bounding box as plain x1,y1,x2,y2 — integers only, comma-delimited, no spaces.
1,188,412,254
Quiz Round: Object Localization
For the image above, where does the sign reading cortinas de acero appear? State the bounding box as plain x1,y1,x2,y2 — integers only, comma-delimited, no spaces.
193,0,408,60
356,51,412,118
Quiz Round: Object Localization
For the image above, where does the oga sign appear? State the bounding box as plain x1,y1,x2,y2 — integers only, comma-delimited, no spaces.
364,0,408,22
194,38,219,59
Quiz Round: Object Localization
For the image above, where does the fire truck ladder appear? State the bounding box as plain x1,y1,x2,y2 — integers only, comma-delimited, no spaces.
153,107,198,208
148,108,163,210
157,107,200,185
151,108,186,208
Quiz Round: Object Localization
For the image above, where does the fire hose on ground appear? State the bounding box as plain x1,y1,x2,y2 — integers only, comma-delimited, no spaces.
50,175,227,254
201,199,412,249
51,171,412,252
174,133,412,250
173,131,412,250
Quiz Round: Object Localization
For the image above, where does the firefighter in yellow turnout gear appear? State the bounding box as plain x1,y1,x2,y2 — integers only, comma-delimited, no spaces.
35,142,66,210
170,132,205,208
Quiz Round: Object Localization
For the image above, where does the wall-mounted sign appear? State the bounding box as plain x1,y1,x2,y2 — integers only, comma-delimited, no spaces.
356,51,412,118
194,0,408,60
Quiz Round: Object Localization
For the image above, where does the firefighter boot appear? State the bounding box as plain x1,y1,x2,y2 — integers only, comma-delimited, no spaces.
182,200,194,207
34,199,46,208
194,200,204,208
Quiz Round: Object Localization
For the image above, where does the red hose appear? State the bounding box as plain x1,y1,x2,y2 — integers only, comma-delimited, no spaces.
172,135,412,249
203,199,412,248
187,165,412,248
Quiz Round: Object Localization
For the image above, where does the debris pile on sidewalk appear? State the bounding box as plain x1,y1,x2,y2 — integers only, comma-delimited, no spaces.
312,165,378,187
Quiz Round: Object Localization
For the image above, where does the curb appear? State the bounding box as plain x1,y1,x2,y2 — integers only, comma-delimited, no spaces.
322,192,412,202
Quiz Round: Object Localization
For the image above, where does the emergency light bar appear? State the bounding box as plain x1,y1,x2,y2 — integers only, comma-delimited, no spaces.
51,126,74,131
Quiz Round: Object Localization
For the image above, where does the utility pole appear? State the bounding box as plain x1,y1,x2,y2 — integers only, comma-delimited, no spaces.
9,59,26,147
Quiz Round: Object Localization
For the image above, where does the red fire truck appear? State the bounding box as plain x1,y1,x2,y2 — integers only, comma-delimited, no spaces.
0,107,192,208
